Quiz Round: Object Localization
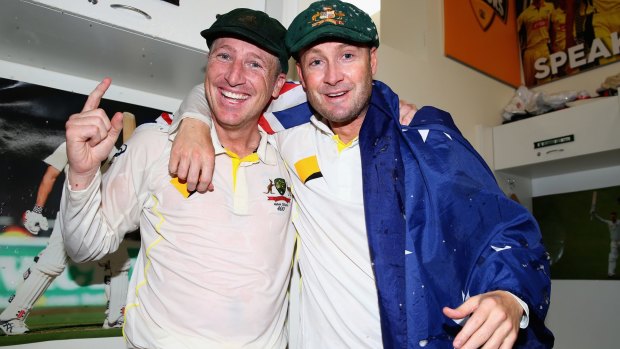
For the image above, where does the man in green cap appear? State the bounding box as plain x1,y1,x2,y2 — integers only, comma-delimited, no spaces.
283,2,552,348
168,1,554,348
60,8,295,348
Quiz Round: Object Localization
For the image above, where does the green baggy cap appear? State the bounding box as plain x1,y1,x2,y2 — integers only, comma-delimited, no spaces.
286,0,379,58
201,8,289,73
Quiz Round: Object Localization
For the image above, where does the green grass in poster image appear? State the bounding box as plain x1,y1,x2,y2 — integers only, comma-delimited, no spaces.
533,185,620,280
0,306,121,346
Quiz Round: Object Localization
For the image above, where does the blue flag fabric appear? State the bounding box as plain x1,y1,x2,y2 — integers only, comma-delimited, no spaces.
359,81,554,348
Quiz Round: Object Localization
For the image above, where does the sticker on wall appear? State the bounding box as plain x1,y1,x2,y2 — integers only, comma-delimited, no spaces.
445,0,521,87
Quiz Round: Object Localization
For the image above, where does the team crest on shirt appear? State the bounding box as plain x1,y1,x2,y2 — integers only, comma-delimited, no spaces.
265,178,291,211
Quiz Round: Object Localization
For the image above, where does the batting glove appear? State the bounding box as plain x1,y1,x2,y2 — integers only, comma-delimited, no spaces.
22,208,49,235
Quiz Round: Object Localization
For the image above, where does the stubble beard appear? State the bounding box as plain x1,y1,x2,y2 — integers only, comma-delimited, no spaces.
311,76,373,126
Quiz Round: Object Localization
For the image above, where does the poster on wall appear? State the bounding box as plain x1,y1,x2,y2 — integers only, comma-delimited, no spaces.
517,0,620,87
0,77,165,336
533,185,620,279
446,1,620,88
444,0,522,87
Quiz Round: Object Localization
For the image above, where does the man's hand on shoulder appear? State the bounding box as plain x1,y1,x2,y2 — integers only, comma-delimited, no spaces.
169,118,215,193
443,290,523,349
398,99,417,125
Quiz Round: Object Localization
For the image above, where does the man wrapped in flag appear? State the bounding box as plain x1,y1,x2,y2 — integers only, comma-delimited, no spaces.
169,1,554,348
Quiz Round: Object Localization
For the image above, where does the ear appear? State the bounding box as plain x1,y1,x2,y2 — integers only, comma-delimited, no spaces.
271,73,287,98
370,47,378,76
296,63,307,89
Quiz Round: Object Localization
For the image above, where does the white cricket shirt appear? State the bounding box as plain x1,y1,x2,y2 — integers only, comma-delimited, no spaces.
61,124,295,349
276,117,383,349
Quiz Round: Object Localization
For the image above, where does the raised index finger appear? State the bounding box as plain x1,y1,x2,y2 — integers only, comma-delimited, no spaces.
82,77,112,112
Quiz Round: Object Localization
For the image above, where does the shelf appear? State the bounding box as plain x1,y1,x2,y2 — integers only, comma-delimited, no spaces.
0,0,206,110
493,95,620,178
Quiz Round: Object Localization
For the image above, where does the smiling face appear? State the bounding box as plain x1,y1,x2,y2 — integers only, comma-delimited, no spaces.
205,37,285,132
296,41,377,127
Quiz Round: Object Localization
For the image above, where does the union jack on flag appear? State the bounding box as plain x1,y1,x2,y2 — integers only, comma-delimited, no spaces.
258,82,313,134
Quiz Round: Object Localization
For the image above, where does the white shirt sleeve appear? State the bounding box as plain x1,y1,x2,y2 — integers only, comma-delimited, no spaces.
169,83,213,138
507,291,530,329
44,142,68,172
60,126,159,263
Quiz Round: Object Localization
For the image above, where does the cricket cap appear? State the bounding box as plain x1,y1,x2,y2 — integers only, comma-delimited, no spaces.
286,0,379,58
201,8,289,73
